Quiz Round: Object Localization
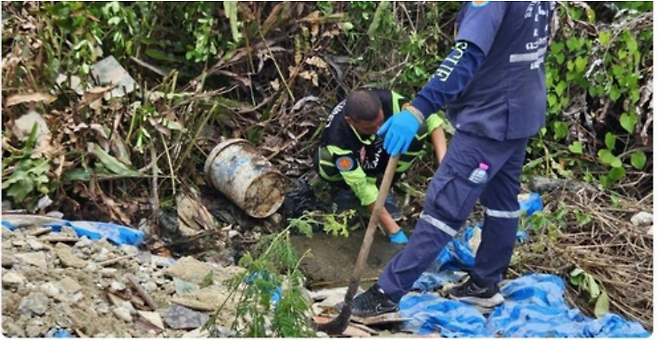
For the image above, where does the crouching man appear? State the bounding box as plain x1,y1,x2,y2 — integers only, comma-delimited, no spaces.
313,88,448,244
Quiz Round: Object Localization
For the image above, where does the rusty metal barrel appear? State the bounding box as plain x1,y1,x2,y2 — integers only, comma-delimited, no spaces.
204,138,287,219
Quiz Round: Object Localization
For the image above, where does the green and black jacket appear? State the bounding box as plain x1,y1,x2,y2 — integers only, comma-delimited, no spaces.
315,89,445,206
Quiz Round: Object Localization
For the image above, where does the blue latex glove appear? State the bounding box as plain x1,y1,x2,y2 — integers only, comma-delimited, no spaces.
377,110,421,157
389,229,408,244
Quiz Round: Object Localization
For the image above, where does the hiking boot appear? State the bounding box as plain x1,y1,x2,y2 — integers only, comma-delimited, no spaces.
448,277,505,308
350,284,399,317
385,195,402,222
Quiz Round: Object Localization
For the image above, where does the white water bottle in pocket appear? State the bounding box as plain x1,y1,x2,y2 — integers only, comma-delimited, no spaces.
468,162,489,184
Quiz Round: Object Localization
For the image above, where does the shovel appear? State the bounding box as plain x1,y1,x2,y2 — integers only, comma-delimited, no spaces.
315,155,400,335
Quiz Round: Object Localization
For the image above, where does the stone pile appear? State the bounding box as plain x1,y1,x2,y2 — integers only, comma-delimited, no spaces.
1,225,244,338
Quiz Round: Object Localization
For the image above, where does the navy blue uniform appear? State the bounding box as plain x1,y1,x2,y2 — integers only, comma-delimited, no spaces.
377,1,555,302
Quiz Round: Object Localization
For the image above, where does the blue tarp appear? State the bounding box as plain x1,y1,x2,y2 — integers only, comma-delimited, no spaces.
401,274,649,337
1,218,144,246
402,193,649,338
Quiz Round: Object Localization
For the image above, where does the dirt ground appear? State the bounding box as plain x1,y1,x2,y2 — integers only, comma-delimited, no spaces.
290,226,409,286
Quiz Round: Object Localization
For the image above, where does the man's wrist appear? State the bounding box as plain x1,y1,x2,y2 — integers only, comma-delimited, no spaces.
405,105,425,125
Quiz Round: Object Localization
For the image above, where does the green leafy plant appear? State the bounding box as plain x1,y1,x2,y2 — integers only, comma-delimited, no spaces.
535,3,651,188
204,222,316,338
2,124,54,206
288,209,356,238
569,267,610,317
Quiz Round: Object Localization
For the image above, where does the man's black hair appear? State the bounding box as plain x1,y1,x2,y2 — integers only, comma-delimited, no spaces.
344,89,382,122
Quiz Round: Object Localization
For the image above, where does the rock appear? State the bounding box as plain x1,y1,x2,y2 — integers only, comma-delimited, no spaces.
55,243,88,268
2,292,22,314
60,226,79,238
57,276,82,294
163,304,209,330
107,293,125,308
71,292,85,304
151,255,175,268
14,252,48,269
12,109,50,144
215,326,235,337
164,256,215,285
97,303,110,315
110,280,126,291
12,240,27,247
2,272,25,287
39,282,63,299
162,282,176,295
142,281,158,292
26,238,46,251
84,262,100,272
182,327,210,338
165,257,244,286
2,318,25,337
169,286,232,312
2,254,17,268
119,244,139,256
26,318,48,338
74,236,94,249
18,292,49,316
138,311,165,330
631,212,653,227
100,268,119,277
121,300,136,314
15,284,31,297
135,272,151,283
93,247,112,262
113,307,133,322
173,277,199,296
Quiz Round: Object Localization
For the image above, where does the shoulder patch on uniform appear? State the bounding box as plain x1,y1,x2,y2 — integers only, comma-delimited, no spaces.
471,1,490,7
336,156,356,172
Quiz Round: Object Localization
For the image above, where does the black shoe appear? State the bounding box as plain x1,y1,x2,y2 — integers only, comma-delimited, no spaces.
448,277,504,308
385,195,402,222
350,284,399,317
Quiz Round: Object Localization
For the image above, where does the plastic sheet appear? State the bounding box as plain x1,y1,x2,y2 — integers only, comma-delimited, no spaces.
404,192,648,337
400,274,649,337
1,218,144,246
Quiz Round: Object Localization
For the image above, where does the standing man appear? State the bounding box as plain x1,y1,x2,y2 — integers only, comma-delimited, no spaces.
313,88,448,244
349,1,556,315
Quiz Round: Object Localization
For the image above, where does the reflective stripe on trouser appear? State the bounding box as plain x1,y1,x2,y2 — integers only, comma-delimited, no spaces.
377,131,529,302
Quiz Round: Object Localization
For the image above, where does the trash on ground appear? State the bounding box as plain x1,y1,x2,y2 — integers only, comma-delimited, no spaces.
90,55,136,99
2,214,144,246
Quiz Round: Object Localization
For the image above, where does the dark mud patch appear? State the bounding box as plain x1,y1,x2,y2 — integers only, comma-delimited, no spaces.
290,227,409,287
